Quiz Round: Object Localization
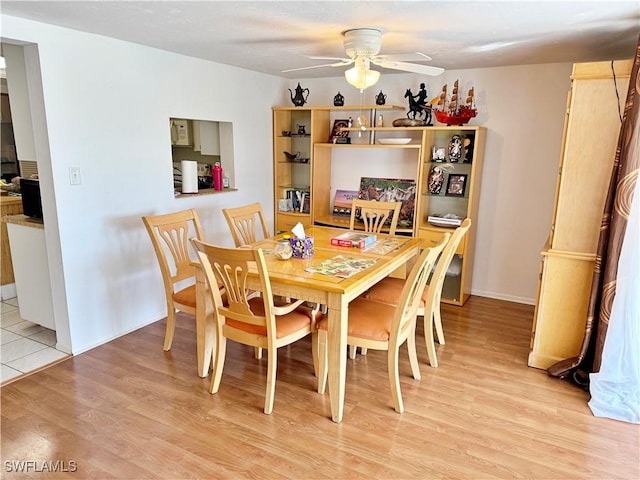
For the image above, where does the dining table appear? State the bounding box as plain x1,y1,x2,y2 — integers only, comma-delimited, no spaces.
194,225,422,423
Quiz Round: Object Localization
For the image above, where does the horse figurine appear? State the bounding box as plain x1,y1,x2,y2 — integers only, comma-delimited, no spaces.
404,88,433,125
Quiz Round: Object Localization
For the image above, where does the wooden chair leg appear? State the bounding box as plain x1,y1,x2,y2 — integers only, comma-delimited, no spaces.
255,347,263,359
361,347,368,355
209,335,227,394
424,314,438,368
388,346,404,413
407,326,421,381
311,332,319,377
317,330,328,394
434,307,445,345
163,307,176,351
264,347,277,414
348,344,357,359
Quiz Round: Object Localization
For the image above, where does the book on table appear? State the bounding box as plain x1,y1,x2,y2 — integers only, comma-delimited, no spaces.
330,232,377,249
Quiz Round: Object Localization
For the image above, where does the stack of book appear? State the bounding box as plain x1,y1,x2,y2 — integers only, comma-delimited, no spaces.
427,214,463,227
287,189,310,213
330,232,377,249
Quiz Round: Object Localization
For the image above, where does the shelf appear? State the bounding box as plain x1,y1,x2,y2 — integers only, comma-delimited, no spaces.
315,142,420,149
273,105,405,111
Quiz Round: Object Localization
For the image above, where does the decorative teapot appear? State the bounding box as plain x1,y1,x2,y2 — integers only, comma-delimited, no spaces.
375,90,387,105
333,91,344,106
289,83,309,107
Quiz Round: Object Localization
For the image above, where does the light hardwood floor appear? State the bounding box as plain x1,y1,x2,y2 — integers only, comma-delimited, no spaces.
1,296,638,479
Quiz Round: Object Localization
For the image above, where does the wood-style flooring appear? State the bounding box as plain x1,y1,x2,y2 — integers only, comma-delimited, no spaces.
1,296,638,479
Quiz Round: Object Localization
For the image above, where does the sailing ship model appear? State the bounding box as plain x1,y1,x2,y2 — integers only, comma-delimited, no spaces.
432,80,477,126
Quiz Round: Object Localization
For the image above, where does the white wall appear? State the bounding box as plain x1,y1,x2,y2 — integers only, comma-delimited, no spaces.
2,14,573,355
2,15,284,354
294,62,571,304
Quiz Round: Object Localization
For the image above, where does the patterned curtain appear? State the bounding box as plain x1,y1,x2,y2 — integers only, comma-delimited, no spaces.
548,36,640,385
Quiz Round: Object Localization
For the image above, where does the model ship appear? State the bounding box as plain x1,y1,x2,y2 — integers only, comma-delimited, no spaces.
431,80,477,126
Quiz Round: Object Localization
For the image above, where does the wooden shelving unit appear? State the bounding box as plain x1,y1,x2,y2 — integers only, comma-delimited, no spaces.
273,105,486,305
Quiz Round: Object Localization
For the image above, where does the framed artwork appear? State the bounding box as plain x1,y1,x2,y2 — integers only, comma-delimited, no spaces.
333,189,359,216
358,177,417,228
428,166,445,194
446,173,467,197
329,119,350,143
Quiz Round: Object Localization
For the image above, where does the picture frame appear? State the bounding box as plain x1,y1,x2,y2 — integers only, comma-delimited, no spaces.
446,173,467,197
358,177,417,228
329,119,350,143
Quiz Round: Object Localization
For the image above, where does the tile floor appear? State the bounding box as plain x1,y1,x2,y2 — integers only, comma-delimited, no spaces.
1,297,68,384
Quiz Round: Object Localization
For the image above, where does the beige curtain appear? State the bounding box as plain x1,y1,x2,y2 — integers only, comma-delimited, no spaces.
548,36,640,384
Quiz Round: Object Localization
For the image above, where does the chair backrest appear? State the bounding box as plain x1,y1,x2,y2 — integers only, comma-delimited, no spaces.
424,219,472,304
192,239,276,338
390,234,450,347
350,199,402,235
142,208,204,294
222,202,270,247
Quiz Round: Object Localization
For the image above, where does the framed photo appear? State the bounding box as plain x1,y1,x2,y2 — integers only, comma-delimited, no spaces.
446,174,467,197
329,119,350,143
358,177,417,228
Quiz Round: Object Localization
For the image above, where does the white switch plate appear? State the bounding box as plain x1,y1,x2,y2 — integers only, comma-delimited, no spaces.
69,167,81,185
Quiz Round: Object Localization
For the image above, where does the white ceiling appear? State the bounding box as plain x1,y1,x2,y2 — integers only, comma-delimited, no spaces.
1,1,639,78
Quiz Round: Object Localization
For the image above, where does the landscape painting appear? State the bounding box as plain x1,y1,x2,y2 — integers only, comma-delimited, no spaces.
357,177,417,228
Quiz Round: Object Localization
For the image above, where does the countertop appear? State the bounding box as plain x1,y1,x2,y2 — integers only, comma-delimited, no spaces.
2,214,44,229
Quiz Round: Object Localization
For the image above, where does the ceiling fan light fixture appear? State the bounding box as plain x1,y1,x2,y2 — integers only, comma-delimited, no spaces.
345,65,380,90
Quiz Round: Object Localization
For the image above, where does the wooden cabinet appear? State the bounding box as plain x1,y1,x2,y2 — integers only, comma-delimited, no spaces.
273,106,487,305
528,60,632,369
272,107,330,233
193,120,220,155
1,196,23,287
417,126,486,305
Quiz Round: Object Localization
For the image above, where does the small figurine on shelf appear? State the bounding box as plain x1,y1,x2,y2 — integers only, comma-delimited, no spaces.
403,83,432,125
375,90,387,105
333,91,344,106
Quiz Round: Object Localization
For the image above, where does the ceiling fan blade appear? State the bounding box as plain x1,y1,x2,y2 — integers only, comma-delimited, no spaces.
282,61,350,73
375,52,432,62
308,56,353,62
372,59,445,76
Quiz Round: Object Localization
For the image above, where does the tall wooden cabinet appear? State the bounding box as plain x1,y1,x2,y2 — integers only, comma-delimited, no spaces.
273,105,487,305
528,60,632,369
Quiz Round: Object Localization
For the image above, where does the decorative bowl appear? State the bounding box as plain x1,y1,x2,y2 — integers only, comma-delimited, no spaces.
378,138,412,145
392,118,426,127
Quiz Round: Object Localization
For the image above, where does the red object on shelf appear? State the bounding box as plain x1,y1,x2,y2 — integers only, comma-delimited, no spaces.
433,106,477,126
213,163,223,191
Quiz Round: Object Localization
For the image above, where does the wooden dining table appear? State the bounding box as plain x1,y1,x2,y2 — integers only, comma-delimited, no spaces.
194,225,422,423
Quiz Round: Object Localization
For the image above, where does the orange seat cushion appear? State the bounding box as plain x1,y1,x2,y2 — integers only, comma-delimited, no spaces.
225,297,313,339
363,277,426,308
317,298,396,342
173,284,196,308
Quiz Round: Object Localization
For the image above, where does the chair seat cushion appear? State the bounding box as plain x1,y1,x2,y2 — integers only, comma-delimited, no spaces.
317,297,396,342
363,278,427,310
225,297,313,339
173,284,196,308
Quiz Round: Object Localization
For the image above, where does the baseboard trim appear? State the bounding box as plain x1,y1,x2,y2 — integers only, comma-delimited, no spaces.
1,283,17,300
470,289,535,305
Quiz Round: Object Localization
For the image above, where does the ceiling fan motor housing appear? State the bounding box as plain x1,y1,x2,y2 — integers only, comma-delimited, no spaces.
343,28,382,58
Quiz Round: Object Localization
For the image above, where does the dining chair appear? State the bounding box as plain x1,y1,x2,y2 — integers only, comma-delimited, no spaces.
316,235,448,413
363,219,471,367
349,198,402,235
142,208,204,351
222,202,270,247
347,198,402,358
192,239,319,415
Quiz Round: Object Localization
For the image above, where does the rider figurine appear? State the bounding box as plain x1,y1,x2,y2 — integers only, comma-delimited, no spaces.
413,83,429,109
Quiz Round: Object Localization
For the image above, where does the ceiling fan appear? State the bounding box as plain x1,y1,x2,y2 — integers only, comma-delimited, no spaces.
283,28,444,90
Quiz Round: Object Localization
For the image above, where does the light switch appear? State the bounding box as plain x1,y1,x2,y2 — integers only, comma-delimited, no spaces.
69,167,81,185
